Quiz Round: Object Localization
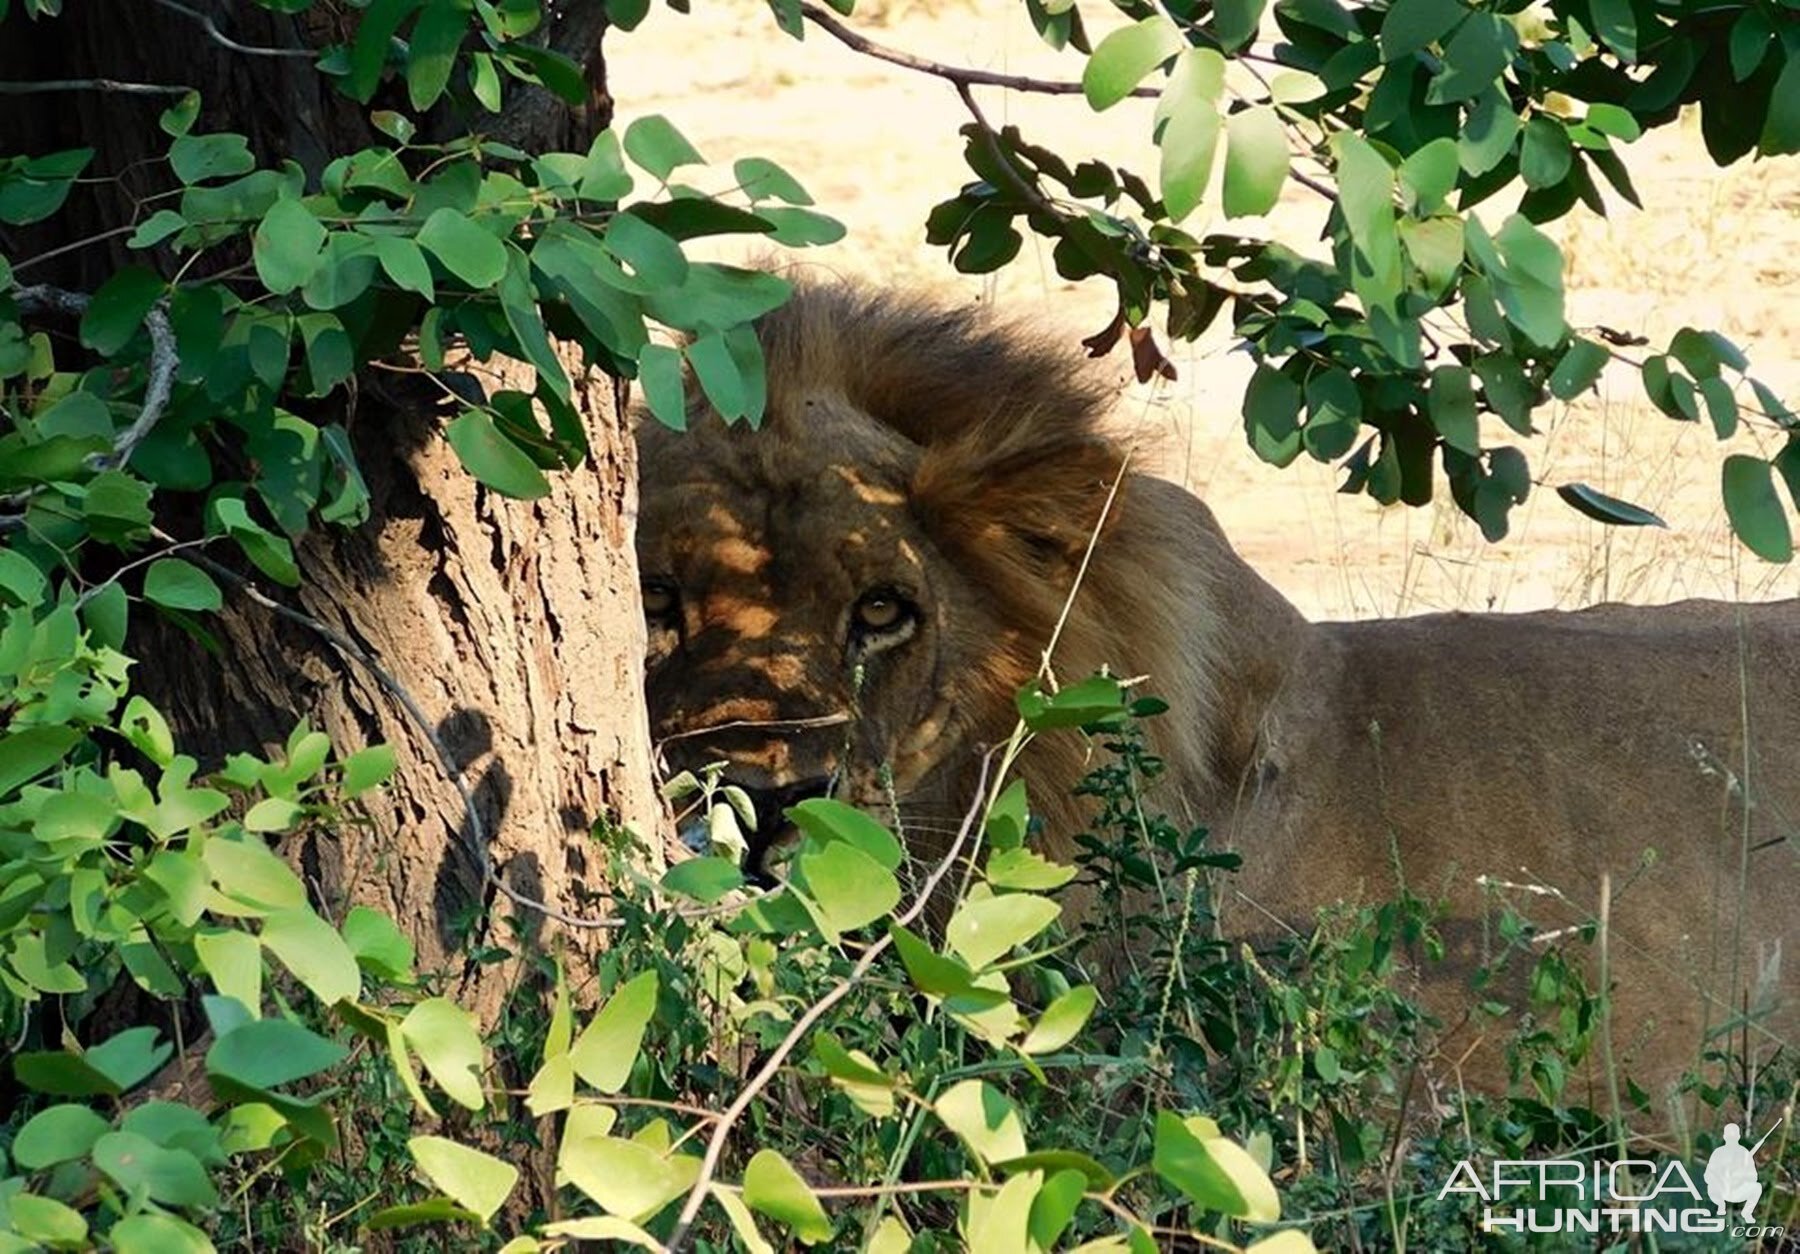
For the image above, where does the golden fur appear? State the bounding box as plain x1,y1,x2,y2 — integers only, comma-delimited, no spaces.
636,279,1798,1100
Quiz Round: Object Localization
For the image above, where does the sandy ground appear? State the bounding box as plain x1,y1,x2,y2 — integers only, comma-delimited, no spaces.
608,0,1800,620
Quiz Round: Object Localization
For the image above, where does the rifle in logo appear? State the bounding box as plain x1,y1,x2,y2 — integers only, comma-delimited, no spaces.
1704,1118,1782,1224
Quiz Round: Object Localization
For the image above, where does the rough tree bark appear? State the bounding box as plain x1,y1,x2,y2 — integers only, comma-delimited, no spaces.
0,0,659,1012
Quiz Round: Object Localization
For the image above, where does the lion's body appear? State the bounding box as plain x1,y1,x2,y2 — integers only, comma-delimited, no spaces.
636,279,1798,1096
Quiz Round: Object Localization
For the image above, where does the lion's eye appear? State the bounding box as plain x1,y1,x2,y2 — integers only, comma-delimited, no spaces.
852,590,912,635
642,582,679,620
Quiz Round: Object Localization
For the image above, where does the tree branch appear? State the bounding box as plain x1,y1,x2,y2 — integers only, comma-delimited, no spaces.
800,0,1155,98
145,0,313,59
0,79,193,96
1,287,181,531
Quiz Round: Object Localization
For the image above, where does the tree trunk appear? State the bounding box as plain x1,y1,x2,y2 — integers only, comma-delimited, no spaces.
0,1,657,1010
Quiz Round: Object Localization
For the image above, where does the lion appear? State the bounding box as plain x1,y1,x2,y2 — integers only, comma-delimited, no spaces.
635,277,1798,1100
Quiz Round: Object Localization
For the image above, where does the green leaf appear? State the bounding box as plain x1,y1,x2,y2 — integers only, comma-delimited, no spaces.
934,1080,1028,1165
1380,0,1466,61
1427,13,1518,104
373,234,435,300
1589,0,1637,61
80,267,164,356
261,907,361,1005
662,856,747,903
446,408,551,499
211,496,300,586
1398,138,1459,214
108,1214,214,1254
890,923,988,1000
734,156,812,205
208,1018,346,1089
406,0,467,110
159,91,200,137
1015,673,1128,729
1021,984,1099,1054
12,1103,112,1169
1429,364,1479,454
686,330,748,420
12,1051,121,1097
1584,102,1641,142
787,798,903,869
194,928,262,1011
1549,338,1609,399
1083,16,1183,111
129,208,190,249
350,0,423,100
743,1149,834,1244
946,891,1061,969
498,243,571,398
0,726,80,796
144,558,223,612
623,115,706,179
9,1194,87,1246
244,796,303,832
1214,0,1267,52
0,147,92,225
1244,362,1304,466
169,132,255,184
342,743,397,798
1460,87,1520,176
1555,482,1666,527
798,839,900,936
343,904,414,980
1153,1112,1280,1222
411,1136,519,1224
1760,53,1800,156
417,207,508,288
83,1027,172,1092
1698,376,1739,439
637,342,687,430
1519,116,1573,189
570,969,658,1093
510,44,587,104
253,197,328,294
206,832,307,913
1722,455,1793,562
1157,51,1225,222
1222,106,1289,218
400,997,485,1110
1029,1169,1088,1249
93,1131,217,1207
559,1134,700,1220
606,213,688,288
986,847,1077,891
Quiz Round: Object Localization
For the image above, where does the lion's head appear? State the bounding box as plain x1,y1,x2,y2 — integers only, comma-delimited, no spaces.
635,280,1225,876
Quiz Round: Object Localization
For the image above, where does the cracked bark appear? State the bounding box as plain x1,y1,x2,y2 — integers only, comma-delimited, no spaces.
1,0,659,1016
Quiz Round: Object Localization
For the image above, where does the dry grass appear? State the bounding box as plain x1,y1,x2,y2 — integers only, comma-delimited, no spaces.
609,0,1800,619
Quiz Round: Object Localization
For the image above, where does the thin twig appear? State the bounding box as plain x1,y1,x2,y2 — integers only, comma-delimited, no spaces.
3,286,180,529
0,79,193,96
664,751,997,1252
146,0,314,58
800,0,1154,99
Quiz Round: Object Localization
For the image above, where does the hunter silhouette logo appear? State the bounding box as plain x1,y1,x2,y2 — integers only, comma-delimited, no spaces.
1438,1114,1790,1238
1705,1119,1779,1223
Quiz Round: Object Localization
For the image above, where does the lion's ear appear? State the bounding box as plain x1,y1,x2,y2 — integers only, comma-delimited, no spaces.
911,434,1127,573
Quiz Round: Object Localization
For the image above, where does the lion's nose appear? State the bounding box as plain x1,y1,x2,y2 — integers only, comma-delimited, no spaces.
742,775,836,884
